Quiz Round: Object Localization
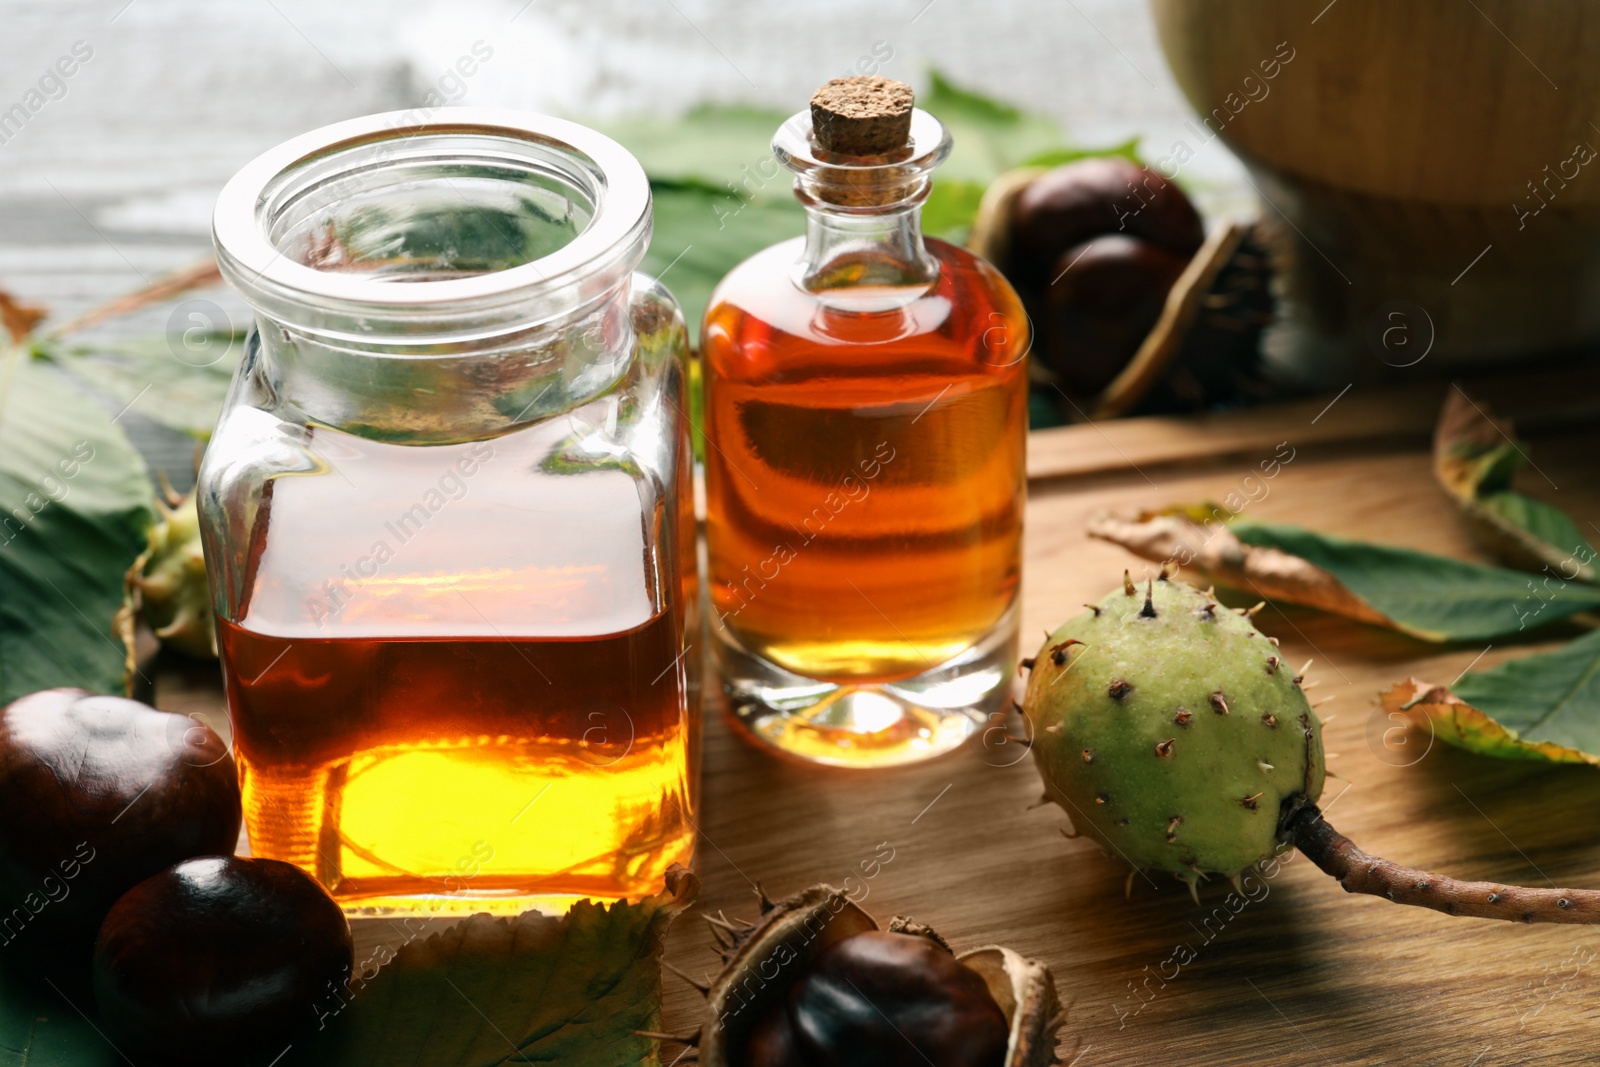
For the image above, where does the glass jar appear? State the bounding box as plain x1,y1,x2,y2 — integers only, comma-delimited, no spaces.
701,105,1029,767
200,110,698,914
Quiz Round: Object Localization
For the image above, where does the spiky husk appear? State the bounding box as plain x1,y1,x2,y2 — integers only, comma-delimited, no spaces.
1025,572,1324,895
122,489,215,661
694,883,1063,1066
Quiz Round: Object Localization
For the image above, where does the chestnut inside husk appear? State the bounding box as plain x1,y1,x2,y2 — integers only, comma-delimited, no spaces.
0,689,241,989
683,884,1063,1067
94,855,353,1066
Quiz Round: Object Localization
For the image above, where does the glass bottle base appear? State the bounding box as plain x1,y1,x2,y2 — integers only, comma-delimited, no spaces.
715,604,1019,768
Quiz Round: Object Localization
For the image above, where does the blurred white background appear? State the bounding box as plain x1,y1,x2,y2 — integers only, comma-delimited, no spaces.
0,0,1250,315
0,0,1252,474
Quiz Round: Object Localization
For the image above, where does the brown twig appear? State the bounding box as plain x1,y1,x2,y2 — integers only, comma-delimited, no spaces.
43,256,222,340
1288,801,1600,924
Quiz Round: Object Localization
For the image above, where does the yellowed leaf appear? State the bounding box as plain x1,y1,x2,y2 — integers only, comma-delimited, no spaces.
1382,677,1597,766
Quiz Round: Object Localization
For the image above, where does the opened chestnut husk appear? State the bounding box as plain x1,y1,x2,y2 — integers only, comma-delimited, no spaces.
673,883,1063,1067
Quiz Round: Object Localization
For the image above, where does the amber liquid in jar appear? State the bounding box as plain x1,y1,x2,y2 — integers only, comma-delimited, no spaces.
217,425,694,913
703,235,1028,760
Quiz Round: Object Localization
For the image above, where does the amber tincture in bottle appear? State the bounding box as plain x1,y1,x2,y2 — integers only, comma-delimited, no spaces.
702,78,1028,767
202,112,698,914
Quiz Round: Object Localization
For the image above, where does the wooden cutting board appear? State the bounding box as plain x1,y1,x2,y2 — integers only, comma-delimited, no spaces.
156,370,1600,1067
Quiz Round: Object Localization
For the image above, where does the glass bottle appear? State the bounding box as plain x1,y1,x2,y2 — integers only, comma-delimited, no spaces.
201,110,698,914
701,101,1029,768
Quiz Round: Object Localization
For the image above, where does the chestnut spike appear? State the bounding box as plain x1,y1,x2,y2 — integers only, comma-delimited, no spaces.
1258,759,1274,772
1209,690,1229,715
1229,874,1244,895
1049,638,1085,666
1018,657,1036,674
1244,601,1265,618
1266,655,1281,674
1159,559,1178,580
1108,678,1133,700
1241,793,1263,811
1081,749,1094,763
1125,869,1138,898
1173,708,1193,726
1084,603,1102,616
1268,636,1281,647
1200,601,1218,619
1123,570,1136,596
1045,723,1063,734
754,883,775,914
1154,738,1175,759
1140,579,1157,618
1261,712,1278,728
1166,815,1183,843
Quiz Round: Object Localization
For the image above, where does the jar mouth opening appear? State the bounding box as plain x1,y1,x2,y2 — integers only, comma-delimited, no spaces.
213,110,651,321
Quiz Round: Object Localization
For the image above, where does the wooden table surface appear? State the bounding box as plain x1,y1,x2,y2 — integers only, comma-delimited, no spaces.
156,370,1600,1067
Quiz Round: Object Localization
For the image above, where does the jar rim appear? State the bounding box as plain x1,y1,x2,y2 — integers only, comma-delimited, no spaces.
212,109,651,322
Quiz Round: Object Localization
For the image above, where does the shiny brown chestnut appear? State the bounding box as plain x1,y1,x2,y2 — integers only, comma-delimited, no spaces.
1008,157,1203,284
1037,233,1192,395
743,931,1011,1067
0,689,240,987
94,856,353,1065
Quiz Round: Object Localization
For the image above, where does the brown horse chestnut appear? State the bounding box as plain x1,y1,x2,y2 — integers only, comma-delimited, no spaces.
94,856,352,1065
1008,157,1203,285
745,930,1011,1067
0,689,240,988
696,884,1058,1067
1037,233,1192,395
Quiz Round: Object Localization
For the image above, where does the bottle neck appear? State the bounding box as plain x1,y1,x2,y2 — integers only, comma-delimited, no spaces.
795,183,940,298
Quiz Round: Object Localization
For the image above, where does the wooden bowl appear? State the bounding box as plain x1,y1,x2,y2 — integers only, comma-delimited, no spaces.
1150,0,1600,381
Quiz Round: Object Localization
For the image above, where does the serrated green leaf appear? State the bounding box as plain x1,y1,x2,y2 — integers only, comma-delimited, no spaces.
0,967,120,1067
1021,138,1143,170
922,70,1070,185
0,351,156,703
1232,521,1600,642
1476,490,1597,576
643,182,804,341
1385,628,1600,764
601,105,791,197
37,334,244,442
295,870,696,1067
1432,389,1597,583
921,179,988,243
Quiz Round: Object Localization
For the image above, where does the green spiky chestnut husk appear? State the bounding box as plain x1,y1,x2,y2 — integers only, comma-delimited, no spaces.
124,490,215,661
1025,573,1324,895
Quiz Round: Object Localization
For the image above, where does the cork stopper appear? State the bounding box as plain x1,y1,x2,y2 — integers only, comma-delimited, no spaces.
809,76,915,156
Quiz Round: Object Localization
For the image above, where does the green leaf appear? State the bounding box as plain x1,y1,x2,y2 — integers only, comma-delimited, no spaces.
1432,389,1597,582
601,105,790,197
1476,490,1597,576
0,351,156,704
37,334,245,442
296,869,697,1067
921,70,1071,185
1232,521,1600,642
922,179,989,243
643,182,805,341
0,967,119,1067
1022,137,1143,169
1384,628,1600,764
